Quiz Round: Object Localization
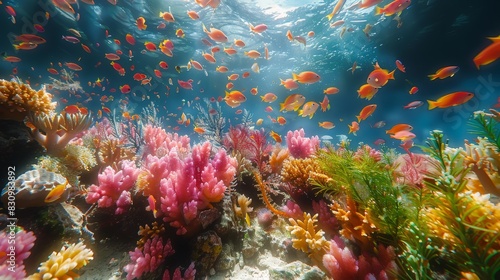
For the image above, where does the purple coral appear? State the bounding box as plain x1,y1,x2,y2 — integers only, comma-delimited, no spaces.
86,160,139,214
286,128,320,158
0,228,36,280
124,236,175,280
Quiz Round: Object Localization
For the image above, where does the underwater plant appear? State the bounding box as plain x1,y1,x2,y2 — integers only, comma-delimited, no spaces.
420,130,500,279
194,99,226,147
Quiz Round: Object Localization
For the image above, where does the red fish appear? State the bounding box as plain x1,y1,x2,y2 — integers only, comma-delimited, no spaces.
120,84,131,94
178,79,193,90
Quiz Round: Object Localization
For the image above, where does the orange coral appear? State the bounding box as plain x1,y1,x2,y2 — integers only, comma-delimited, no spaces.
0,79,56,121
330,197,377,251
137,222,165,249
281,157,320,191
94,138,136,168
269,145,289,173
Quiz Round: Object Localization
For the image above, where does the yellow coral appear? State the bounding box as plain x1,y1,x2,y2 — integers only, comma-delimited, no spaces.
234,194,253,225
286,212,330,266
28,242,93,280
0,79,56,121
330,197,377,250
94,138,135,169
281,157,321,190
462,137,500,196
137,222,165,249
63,144,97,172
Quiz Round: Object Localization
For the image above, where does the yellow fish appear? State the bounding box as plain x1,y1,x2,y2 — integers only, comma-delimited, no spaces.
45,181,68,203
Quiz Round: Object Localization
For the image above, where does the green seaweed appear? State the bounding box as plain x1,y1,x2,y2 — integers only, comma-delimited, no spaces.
421,130,500,279
314,145,410,248
468,110,500,151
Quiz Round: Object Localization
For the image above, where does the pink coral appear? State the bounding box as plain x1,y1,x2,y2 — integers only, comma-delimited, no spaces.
162,262,196,280
354,145,382,162
286,129,320,158
394,153,433,188
143,124,190,157
282,200,304,220
322,237,397,280
0,228,36,280
86,160,139,214
124,236,175,280
159,142,237,235
223,125,271,170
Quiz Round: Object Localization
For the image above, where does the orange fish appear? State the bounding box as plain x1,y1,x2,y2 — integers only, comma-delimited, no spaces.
45,181,68,203
225,90,246,108
202,23,228,43
125,33,136,45
280,78,299,90
386,123,413,135
249,23,267,33
326,0,345,20
242,72,250,78
3,56,21,62
223,47,237,55
319,95,330,112
202,52,216,63
120,84,131,94
187,10,200,20
250,87,258,95
81,43,91,53
226,82,234,90
356,104,377,122
348,121,359,135
144,42,157,51
228,74,239,80
159,11,175,22
367,62,395,88
244,50,261,59
270,131,282,143
428,66,459,80
176,29,185,38
234,39,246,47
375,0,411,16
427,91,474,110
473,35,500,69
65,62,82,71
280,94,306,112
319,121,335,129
357,84,379,100
159,61,168,69
299,101,319,119
216,66,229,73
147,195,157,218
409,86,418,95
194,126,205,134
190,60,203,70
292,71,321,84
136,17,147,30
261,93,277,103
324,87,340,95
286,30,294,41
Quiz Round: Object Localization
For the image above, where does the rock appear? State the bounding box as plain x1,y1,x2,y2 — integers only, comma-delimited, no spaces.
269,260,327,280
192,230,222,276
214,243,236,271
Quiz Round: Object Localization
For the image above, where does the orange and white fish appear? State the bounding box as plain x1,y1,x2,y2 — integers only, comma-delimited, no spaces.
136,16,147,30
244,50,261,59
367,62,395,88
427,92,474,110
356,104,377,122
473,35,500,69
324,87,340,95
261,93,277,103
299,101,319,119
249,23,267,33
428,66,459,80
390,130,416,142
292,71,321,84
159,11,175,22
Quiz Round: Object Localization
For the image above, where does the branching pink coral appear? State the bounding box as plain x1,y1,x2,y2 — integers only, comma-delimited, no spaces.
0,228,36,280
86,160,139,214
162,262,196,280
143,124,190,157
322,237,397,280
159,142,237,235
394,153,433,188
286,128,320,158
354,145,382,162
124,236,175,280
312,200,339,238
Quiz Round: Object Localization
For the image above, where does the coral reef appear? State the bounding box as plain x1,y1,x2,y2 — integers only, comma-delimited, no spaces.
124,236,174,280
281,157,321,191
0,228,36,280
85,160,139,214
285,128,319,158
0,79,56,121
27,111,93,156
28,242,93,280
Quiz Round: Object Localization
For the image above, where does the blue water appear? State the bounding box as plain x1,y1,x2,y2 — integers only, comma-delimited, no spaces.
1,0,499,148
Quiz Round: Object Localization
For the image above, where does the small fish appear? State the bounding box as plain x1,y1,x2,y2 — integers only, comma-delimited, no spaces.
473,35,500,69
45,181,68,203
319,121,335,129
427,91,474,109
249,23,267,33
348,121,359,135
324,87,340,94
386,124,413,135
147,195,158,218
270,131,282,143
299,101,320,119
367,62,395,88
292,71,321,84
404,100,424,109
395,60,406,72
428,66,459,80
